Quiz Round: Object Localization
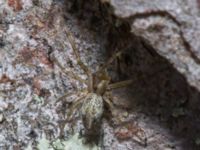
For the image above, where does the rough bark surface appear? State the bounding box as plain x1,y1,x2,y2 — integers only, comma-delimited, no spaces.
106,0,200,91
0,0,200,149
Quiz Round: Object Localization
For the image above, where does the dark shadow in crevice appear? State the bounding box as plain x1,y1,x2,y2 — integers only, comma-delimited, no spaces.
63,0,200,149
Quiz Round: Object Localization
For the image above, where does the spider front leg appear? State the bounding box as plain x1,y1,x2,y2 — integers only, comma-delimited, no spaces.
52,55,87,85
96,50,122,75
64,27,93,92
55,88,87,104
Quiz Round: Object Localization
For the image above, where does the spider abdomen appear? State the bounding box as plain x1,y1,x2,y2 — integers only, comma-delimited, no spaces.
81,93,104,130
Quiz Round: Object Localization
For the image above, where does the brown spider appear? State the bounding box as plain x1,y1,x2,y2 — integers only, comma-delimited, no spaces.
52,27,134,143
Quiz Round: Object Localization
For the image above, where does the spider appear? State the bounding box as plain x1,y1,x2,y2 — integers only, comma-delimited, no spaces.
52,27,135,144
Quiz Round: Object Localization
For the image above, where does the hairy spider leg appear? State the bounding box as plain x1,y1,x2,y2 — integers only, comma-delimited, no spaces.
102,80,133,112
103,90,126,130
104,88,147,146
64,27,93,92
94,48,132,90
58,92,88,138
108,65,171,90
52,55,87,84
55,88,87,104
95,50,123,75
67,92,88,120
103,91,114,109
108,79,133,90
103,95,115,115
55,91,77,104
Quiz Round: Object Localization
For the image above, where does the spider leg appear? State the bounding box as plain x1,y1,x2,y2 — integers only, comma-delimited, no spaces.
134,128,147,147
108,79,133,90
64,27,93,92
67,92,88,120
103,95,114,110
103,91,116,118
104,91,147,146
108,66,170,90
52,55,87,84
55,88,87,104
95,50,123,75
55,91,77,104
58,92,87,138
